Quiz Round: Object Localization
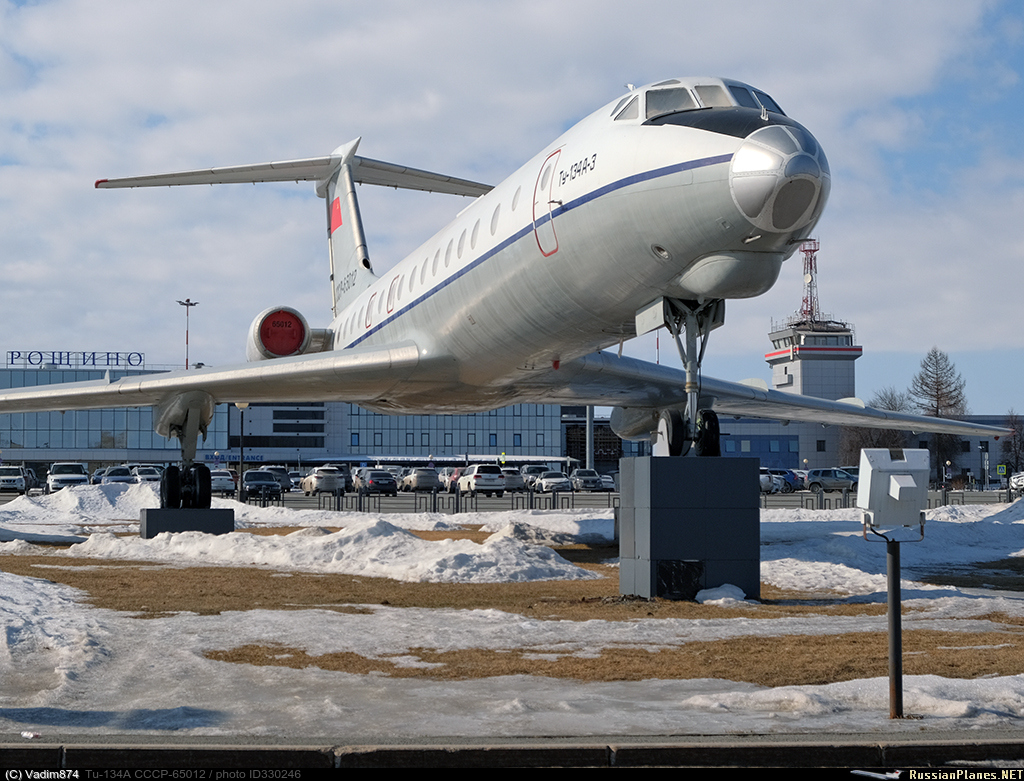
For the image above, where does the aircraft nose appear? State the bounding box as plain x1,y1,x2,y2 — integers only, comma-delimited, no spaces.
729,124,830,233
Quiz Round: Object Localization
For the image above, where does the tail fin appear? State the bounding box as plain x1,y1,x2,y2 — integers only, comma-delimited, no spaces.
315,140,377,316
97,140,492,318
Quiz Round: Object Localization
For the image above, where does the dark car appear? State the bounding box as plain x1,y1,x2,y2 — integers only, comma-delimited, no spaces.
357,469,398,496
241,470,283,500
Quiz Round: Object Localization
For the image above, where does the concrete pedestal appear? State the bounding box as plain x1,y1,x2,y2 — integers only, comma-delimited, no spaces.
140,508,235,539
618,457,760,600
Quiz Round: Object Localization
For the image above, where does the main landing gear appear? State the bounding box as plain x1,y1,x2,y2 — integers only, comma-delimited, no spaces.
651,298,726,458
156,392,215,509
160,463,212,509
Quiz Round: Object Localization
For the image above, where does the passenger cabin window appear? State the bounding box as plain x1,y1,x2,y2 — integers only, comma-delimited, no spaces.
645,87,697,119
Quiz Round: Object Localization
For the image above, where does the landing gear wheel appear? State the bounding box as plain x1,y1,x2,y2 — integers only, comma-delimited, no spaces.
161,465,182,509
694,409,721,457
191,464,212,509
658,410,686,457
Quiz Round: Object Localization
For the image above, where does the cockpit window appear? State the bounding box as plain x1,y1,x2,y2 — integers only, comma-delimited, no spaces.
694,84,731,108
645,87,697,119
728,85,760,109
614,95,639,121
753,90,784,115
610,96,631,116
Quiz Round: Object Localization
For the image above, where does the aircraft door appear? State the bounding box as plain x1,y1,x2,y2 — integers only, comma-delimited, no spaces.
532,150,561,257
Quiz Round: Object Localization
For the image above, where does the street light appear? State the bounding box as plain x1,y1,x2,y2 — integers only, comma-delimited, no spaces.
176,298,199,370
235,402,249,500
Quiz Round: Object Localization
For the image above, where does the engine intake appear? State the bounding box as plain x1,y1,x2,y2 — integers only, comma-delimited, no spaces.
246,306,332,361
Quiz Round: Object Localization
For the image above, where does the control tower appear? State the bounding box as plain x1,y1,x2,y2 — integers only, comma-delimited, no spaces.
765,239,861,400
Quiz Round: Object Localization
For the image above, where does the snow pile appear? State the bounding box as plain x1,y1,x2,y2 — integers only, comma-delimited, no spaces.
58,518,600,583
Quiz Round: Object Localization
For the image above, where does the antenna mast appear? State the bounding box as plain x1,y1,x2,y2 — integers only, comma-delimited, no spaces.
799,238,820,323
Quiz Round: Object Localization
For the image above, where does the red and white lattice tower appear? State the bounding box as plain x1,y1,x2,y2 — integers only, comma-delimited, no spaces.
799,238,820,323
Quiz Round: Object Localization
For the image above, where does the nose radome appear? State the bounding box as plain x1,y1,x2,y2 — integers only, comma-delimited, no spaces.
729,124,830,234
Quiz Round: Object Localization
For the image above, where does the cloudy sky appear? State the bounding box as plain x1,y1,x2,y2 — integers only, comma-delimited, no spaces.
1,0,1021,414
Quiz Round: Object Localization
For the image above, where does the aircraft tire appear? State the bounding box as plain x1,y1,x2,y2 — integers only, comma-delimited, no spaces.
192,464,212,509
659,410,686,457
694,409,721,457
161,465,182,510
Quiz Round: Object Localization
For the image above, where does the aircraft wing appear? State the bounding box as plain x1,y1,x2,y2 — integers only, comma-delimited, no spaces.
0,342,423,413
523,351,1011,437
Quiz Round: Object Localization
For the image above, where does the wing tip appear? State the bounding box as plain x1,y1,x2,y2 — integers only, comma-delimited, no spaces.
94,179,108,189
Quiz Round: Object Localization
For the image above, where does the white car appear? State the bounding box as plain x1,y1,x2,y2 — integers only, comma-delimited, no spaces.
210,469,236,495
300,467,344,495
457,464,505,497
534,471,572,493
0,465,27,495
45,462,89,493
1010,472,1024,495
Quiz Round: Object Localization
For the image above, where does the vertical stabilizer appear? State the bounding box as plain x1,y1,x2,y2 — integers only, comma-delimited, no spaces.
316,139,377,316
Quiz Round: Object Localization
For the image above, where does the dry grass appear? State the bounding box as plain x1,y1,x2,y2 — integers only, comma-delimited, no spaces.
4,526,1023,686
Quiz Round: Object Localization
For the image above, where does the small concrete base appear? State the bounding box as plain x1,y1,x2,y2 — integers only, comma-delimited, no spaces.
140,508,235,539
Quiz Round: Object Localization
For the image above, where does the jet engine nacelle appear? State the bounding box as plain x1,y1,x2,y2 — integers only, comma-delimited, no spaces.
246,306,332,362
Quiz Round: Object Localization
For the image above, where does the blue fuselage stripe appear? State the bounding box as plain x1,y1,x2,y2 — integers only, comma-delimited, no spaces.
346,152,732,348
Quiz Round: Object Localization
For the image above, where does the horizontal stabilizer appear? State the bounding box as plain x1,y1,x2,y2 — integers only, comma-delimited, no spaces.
96,149,492,197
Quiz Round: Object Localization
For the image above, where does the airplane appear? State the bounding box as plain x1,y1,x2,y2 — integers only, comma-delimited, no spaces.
0,77,1009,509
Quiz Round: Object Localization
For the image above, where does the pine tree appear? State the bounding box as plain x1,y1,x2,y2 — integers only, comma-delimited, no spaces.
909,348,967,478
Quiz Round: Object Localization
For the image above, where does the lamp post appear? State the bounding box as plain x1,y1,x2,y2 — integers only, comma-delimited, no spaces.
235,402,249,500
176,298,199,370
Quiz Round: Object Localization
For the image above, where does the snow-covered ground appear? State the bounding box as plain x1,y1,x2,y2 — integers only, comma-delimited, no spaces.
2,483,1024,739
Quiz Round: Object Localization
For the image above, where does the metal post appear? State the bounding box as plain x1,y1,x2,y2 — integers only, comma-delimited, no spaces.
887,539,904,719
586,405,594,471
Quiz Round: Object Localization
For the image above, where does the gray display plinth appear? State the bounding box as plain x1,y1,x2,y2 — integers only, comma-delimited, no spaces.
618,457,760,600
140,508,235,539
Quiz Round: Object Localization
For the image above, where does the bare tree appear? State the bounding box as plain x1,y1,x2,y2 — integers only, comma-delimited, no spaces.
1001,409,1024,474
909,347,968,478
839,386,914,465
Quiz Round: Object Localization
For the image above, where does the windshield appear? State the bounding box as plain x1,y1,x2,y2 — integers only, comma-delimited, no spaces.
52,464,86,475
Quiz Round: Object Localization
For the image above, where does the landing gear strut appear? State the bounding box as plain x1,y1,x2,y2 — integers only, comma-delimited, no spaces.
155,392,216,509
650,298,726,457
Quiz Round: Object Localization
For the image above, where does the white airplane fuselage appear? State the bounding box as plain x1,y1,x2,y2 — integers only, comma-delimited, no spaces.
329,78,828,413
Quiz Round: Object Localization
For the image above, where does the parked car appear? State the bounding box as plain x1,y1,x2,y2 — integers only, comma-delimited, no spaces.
520,465,548,488
766,469,799,493
91,467,108,485
289,471,302,490
758,468,779,493
0,465,28,495
445,466,468,493
401,467,442,492
600,474,616,492
457,464,505,497
355,469,398,496
45,462,90,494
240,470,282,500
1010,471,1024,496
806,468,858,493
570,468,603,492
131,466,162,484
210,469,236,496
301,466,345,495
262,465,293,492
534,470,572,493
102,466,135,485
500,468,526,492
